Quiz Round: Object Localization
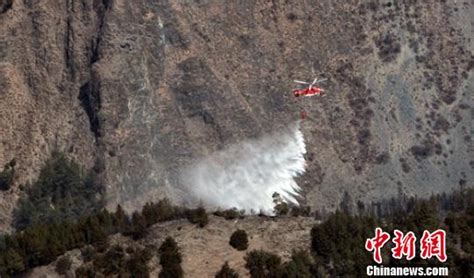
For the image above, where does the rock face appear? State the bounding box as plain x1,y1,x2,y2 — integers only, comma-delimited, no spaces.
0,1,472,228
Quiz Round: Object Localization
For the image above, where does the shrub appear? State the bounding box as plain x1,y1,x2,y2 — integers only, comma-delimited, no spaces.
55,255,72,275
186,206,209,228
229,230,248,251
374,32,401,63
214,208,245,220
272,193,289,216
215,261,239,278
0,159,15,191
273,202,289,216
290,205,311,217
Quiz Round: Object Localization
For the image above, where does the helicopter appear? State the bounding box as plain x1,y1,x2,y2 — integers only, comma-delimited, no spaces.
292,77,327,97
292,77,328,119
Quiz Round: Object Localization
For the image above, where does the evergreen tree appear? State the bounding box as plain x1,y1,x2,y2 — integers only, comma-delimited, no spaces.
215,261,239,278
130,212,148,240
113,205,129,233
244,250,282,278
126,249,150,278
55,255,72,275
159,237,183,278
75,265,96,278
1,249,25,275
280,250,314,278
142,202,159,227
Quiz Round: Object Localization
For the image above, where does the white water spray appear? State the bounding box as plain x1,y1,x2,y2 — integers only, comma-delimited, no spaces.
178,121,307,214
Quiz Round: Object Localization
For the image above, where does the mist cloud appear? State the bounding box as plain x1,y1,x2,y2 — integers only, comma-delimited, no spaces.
175,121,307,214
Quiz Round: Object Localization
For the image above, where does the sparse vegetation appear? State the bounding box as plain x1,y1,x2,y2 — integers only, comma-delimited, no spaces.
214,208,245,220
229,229,248,251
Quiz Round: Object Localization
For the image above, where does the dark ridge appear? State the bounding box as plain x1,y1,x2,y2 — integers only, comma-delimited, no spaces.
65,17,75,79
78,81,102,138
91,0,111,63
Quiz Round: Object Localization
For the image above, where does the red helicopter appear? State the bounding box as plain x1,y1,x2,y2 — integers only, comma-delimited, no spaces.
292,77,327,119
292,77,327,97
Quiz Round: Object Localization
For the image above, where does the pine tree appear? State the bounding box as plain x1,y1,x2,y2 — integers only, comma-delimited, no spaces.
113,204,130,233
55,255,72,275
130,212,148,240
215,261,239,278
2,249,25,275
159,237,183,278
244,250,282,278
142,202,159,227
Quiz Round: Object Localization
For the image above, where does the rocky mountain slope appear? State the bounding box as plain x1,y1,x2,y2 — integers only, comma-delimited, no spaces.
0,0,472,230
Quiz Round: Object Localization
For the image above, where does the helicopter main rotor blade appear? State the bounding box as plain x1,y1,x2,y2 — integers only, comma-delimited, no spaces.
293,80,310,84
314,78,327,83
